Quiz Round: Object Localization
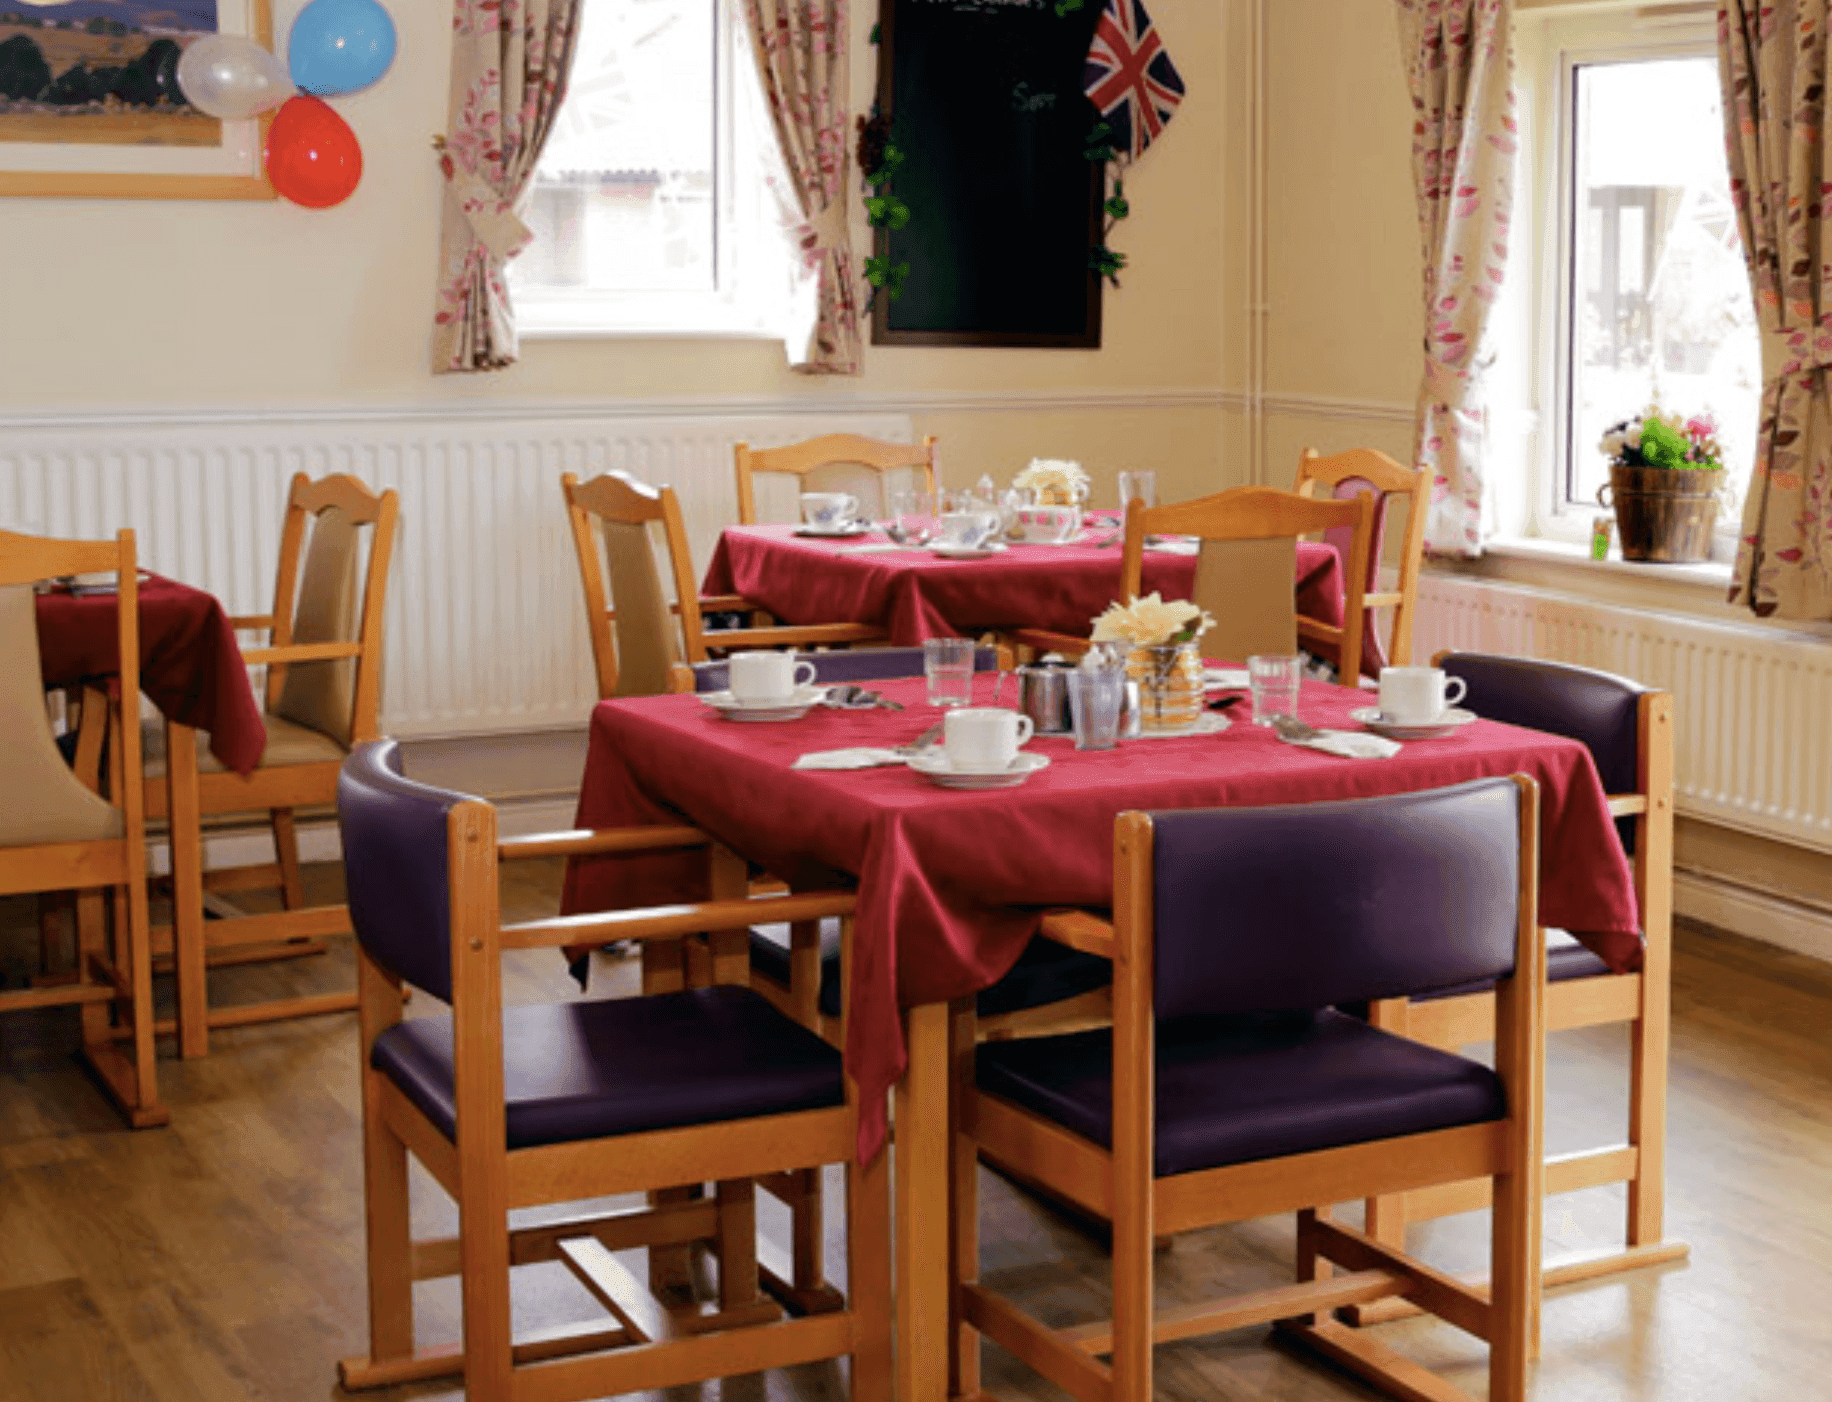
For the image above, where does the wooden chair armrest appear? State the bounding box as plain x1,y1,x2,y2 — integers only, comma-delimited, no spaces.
1607,795,1647,817
704,622,886,650
1008,628,1092,658
241,641,364,665
501,890,857,951
227,613,274,631
1296,617,1342,643
1037,908,1116,958
695,594,756,612
498,826,712,861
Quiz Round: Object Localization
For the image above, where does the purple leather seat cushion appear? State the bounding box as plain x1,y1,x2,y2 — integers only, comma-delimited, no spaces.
372,985,844,1150
976,1009,1504,1178
749,923,1111,1019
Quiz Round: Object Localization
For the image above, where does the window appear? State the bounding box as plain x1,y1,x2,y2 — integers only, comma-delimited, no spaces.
510,0,796,337
1518,9,1760,550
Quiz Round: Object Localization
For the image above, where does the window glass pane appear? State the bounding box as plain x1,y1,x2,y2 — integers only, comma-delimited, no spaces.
1566,57,1760,510
515,0,716,294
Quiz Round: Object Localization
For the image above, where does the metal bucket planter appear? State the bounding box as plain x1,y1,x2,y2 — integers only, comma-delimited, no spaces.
1599,465,1725,563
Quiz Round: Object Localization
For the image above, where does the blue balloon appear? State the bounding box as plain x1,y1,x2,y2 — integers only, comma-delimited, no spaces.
289,0,397,97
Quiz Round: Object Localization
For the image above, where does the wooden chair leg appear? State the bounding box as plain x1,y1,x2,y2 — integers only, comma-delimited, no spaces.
716,1179,760,1309
1347,998,1411,1326
270,807,306,911
949,1000,981,1400
849,1125,894,1402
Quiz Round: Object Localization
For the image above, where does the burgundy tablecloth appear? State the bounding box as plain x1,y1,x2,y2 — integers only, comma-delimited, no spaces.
703,523,1357,663
561,674,1641,1160
35,575,267,776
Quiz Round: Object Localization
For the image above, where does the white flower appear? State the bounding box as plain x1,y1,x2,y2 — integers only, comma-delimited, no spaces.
1624,427,1642,450
1599,431,1626,459
1012,458,1090,497
1090,593,1215,647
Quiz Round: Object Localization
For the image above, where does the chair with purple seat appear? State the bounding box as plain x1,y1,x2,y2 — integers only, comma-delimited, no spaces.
1354,651,1685,1321
1293,446,1427,676
952,777,1546,1402
333,740,889,1401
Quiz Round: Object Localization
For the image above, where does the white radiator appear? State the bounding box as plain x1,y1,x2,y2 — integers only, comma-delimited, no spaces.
0,406,912,738
1413,574,1832,855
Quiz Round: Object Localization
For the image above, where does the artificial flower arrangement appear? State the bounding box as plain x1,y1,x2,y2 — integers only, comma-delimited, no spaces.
1090,593,1215,648
1598,407,1724,471
1012,457,1091,504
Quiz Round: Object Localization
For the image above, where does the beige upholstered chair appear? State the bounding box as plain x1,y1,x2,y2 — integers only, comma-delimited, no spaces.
144,472,398,1057
733,433,938,525
1118,485,1375,681
1293,447,1428,670
563,471,885,700
1,528,164,1126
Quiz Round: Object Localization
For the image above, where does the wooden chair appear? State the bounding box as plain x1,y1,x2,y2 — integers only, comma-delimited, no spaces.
1293,447,1428,672
1,528,165,1127
734,433,938,525
952,777,1545,1402
144,471,398,1057
1011,485,1375,674
563,471,886,700
333,741,889,1401
1354,653,1687,1321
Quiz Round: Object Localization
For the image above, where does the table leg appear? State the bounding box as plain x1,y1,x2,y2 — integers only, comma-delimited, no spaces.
896,1001,949,1402
166,719,209,1060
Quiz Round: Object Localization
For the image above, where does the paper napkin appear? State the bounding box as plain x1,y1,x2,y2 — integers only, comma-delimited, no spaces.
1203,668,1252,689
1289,729,1402,760
792,748,909,770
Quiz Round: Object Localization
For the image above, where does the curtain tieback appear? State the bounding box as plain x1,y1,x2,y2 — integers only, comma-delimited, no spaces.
1761,325,1832,382
438,149,535,262
791,198,850,270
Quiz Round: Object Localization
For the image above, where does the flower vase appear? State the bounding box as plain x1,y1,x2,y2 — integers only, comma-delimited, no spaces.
1126,641,1204,734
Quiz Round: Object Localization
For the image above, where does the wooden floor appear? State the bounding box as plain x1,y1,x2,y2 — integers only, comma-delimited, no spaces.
2,863,1829,1401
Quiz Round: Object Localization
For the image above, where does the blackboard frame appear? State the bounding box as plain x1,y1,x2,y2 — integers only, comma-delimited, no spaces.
870,0,1105,348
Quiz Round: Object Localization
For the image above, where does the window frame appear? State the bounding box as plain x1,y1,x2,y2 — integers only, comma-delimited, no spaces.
1520,6,1745,556
512,0,786,341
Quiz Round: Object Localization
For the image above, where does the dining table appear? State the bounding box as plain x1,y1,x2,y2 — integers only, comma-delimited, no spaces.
36,573,267,1058
701,520,1379,671
559,670,1641,1402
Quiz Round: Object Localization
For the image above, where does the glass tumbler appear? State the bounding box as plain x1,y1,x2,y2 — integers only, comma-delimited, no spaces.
1246,654,1304,726
892,489,939,545
1067,668,1127,751
923,637,977,707
1117,469,1157,512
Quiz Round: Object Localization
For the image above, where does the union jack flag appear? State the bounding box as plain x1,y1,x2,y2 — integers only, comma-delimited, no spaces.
1083,0,1185,163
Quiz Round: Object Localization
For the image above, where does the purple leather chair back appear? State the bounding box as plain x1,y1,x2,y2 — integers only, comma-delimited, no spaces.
690,645,1002,692
1150,778,1522,1020
1438,653,1644,796
338,740,463,1003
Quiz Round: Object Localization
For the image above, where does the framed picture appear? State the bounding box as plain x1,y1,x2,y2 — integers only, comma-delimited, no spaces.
0,0,274,199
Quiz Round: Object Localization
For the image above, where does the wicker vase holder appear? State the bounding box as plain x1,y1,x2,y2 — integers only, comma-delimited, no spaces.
1599,465,1725,563
1126,642,1204,734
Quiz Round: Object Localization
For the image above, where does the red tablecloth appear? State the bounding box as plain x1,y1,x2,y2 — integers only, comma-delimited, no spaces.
35,575,267,776
562,675,1641,1160
703,523,1358,663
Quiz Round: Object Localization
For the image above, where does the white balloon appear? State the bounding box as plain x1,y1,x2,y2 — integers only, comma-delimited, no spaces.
176,35,292,121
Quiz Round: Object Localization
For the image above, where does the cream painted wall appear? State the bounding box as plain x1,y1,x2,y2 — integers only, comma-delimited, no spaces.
0,0,1232,507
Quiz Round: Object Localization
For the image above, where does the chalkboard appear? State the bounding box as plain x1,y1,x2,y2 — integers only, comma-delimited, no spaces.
872,0,1104,347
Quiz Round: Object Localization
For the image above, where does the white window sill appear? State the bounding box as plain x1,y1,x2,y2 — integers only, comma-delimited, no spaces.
1482,535,1734,590
517,323,783,343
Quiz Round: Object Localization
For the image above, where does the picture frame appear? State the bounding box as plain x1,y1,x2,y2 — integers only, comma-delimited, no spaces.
0,0,275,200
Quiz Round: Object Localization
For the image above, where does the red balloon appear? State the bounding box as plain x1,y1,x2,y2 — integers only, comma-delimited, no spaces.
265,94,362,209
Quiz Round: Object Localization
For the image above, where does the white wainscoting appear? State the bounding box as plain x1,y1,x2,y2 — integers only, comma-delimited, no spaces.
1,404,914,738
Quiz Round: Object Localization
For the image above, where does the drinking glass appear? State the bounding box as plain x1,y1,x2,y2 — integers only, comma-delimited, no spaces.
1067,668,1126,750
1246,654,1304,726
892,489,939,545
1117,469,1157,513
923,637,977,707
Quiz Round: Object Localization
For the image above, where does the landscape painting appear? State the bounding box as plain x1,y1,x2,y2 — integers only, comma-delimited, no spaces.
0,0,273,198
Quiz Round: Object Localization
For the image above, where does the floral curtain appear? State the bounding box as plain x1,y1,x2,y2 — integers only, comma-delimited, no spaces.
1396,0,1519,557
1719,1,1832,618
431,0,585,374
743,0,863,374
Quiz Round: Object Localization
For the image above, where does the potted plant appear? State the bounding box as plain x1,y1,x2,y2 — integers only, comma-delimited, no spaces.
1090,593,1214,734
1597,408,1727,563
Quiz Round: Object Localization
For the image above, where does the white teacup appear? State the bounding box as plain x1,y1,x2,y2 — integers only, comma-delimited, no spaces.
1015,504,1081,544
1377,666,1468,724
800,492,860,531
728,650,817,704
935,510,997,549
943,707,1035,773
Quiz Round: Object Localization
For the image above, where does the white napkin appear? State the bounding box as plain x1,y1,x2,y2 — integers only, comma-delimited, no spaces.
792,748,909,770
1145,539,1199,555
1203,668,1252,689
1291,729,1402,760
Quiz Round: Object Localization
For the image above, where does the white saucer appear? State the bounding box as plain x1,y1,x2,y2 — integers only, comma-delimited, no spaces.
698,686,827,722
794,524,873,538
905,750,1049,789
926,541,1008,560
1351,705,1478,740
1133,711,1232,738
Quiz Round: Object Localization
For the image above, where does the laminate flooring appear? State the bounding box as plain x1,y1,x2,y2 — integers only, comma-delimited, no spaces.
1,864,1827,1401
